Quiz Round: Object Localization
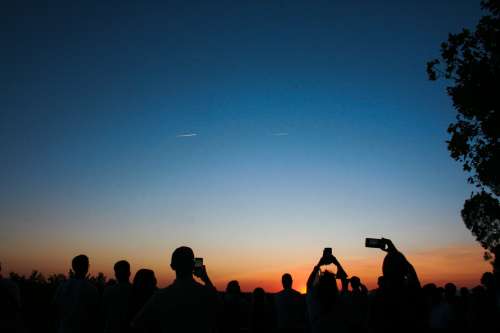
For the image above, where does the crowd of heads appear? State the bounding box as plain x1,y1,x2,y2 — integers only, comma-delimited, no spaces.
1,241,499,333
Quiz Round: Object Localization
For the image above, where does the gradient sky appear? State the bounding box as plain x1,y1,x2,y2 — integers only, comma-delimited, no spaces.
1,0,491,292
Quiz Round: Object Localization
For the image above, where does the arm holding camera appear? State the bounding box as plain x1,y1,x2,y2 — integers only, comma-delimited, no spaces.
380,238,397,253
306,250,349,293
307,256,330,292
194,265,216,290
332,256,349,293
379,238,421,289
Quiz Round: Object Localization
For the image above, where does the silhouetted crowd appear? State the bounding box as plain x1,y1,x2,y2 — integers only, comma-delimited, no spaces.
1,240,499,333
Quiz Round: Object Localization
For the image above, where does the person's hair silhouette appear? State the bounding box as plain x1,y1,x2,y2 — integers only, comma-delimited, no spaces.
282,273,293,290
114,260,131,283
170,246,195,278
133,269,157,289
131,268,157,318
226,280,241,295
71,254,89,279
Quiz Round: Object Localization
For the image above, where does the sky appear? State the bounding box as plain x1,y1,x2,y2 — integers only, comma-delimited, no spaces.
0,0,491,292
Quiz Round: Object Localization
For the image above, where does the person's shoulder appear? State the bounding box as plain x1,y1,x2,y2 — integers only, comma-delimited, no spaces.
79,279,99,296
55,279,73,293
192,280,207,289
103,283,120,296
82,279,97,288
276,289,286,295
151,286,173,300
173,279,207,291
189,280,215,296
143,286,174,306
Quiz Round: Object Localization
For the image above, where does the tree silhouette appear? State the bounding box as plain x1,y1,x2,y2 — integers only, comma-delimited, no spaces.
462,192,500,250
427,0,500,268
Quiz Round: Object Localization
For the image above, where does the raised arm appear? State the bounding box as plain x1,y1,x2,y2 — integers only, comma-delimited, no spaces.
381,238,421,289
405,260,421,289
331,256,349,293
306,265,320,293
194,265,217,291
307,256,329,293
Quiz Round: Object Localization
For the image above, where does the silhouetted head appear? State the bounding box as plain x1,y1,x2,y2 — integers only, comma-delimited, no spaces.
444,282,456,301
315,271,338,312
377,276,385,289
481,272,495,289
282,273,293,289
170,246,194,278
253,287,266,305
460,287,469,298
422,283,437,301
226,280,241,295
133,268,157,290
350,276,361,289
71,255,89,278
471,285,485,296
114,260,131,283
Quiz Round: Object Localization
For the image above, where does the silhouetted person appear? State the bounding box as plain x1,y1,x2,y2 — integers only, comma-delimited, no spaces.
0,262,23,333
53,255,100,333
369,239,424,332
443,283,459,331
427,284,452,331
456,287,471,330
130,269,157,320
347,276,369,333
306,251,349,333
132,246,217,332
222,280,250,333
250,287,273,333
479,272,500,330
102,260,133,333
274,273,305,333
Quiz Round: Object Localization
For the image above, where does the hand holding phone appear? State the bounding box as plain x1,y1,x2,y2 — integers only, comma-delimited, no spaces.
193,258,204,277
365,238,384,249
365,238,397,253
320,247,335,265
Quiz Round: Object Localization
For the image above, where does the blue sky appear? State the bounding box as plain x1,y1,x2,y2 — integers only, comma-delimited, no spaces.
0,0,490,288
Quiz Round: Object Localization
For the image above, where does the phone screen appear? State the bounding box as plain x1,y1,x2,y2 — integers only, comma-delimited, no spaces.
365,238,383,248
194,258,203,267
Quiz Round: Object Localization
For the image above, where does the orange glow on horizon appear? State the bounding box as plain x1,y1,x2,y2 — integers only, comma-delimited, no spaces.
1,243,490,293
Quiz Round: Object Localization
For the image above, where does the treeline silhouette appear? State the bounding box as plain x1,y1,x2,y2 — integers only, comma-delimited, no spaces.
1,240,499,333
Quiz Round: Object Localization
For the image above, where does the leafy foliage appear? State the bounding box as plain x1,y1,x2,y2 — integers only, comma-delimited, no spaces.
427,0,500,258
462,191,500,252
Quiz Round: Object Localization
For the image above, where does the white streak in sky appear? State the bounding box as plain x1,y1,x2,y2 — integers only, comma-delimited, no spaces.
176,133,198,138
272,132,289,136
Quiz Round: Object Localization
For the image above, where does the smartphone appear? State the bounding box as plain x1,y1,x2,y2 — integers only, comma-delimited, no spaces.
323,247,332,257
194,257,203,268
194,257,203,275
365,238,384,248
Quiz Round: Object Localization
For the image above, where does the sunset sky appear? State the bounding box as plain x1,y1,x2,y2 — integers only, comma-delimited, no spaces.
1,0,491,292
